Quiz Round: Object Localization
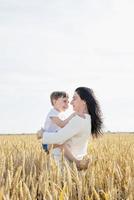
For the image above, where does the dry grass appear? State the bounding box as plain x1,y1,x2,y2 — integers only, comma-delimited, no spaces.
0,133,134,200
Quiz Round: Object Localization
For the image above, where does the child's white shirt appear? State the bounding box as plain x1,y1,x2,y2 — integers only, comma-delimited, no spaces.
43,108,64,157
43,108,61,132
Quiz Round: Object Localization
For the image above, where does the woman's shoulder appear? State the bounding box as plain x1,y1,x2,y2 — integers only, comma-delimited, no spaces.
68,114,84,126
69,114,91,132
75,113,91,120
71,114,91,125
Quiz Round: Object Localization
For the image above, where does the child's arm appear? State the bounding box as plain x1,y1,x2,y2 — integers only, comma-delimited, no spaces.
50,112,76,128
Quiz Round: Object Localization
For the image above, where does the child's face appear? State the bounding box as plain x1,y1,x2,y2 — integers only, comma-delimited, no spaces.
54,97,69,112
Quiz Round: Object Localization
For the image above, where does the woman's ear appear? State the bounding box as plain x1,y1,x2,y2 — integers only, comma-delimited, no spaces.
82,100,86,105
83,101,88,113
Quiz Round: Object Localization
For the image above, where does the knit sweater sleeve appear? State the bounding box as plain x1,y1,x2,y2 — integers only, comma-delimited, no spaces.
42,116,82,144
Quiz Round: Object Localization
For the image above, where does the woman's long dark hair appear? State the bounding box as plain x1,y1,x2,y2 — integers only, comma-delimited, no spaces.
75,87,103,137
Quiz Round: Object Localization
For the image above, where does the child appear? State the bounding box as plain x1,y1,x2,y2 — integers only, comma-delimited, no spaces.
37,91,89,170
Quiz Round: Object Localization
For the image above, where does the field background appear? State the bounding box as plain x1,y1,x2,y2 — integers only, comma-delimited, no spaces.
0,133,134,200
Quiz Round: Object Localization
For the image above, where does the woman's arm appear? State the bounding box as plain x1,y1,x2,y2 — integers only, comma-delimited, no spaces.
42,115,83,145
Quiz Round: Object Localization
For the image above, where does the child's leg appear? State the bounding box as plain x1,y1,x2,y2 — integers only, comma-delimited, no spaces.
42,144,49,153
42,144,54,154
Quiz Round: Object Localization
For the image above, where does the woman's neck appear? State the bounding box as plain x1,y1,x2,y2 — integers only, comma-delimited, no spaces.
77,107,88,115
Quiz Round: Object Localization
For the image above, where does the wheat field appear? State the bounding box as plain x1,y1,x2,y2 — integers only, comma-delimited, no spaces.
0,133,134,200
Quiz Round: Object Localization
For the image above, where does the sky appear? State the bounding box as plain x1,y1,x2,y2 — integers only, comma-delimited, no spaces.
0,0,134,133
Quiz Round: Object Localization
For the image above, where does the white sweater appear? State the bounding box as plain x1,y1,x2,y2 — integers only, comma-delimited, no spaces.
43,114,91,160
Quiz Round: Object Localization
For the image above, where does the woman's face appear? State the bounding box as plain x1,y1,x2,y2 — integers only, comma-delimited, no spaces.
70,92,85,112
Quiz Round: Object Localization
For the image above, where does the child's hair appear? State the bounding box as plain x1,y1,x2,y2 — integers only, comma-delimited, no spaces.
50,91,69,105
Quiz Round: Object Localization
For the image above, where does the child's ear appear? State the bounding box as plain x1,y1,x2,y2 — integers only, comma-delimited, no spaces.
53,99,57,105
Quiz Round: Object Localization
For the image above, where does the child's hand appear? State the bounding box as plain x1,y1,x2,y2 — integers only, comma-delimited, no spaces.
71,112,76,118
75,112,85,118
36,128,44,139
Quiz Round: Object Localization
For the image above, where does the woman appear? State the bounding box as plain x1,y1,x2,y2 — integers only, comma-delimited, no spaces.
42,87,103,163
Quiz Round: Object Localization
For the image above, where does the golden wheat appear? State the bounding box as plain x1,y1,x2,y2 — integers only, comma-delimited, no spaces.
0,133,133,200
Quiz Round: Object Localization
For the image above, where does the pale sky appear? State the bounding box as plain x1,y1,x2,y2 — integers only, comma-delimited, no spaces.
0,0,134,133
